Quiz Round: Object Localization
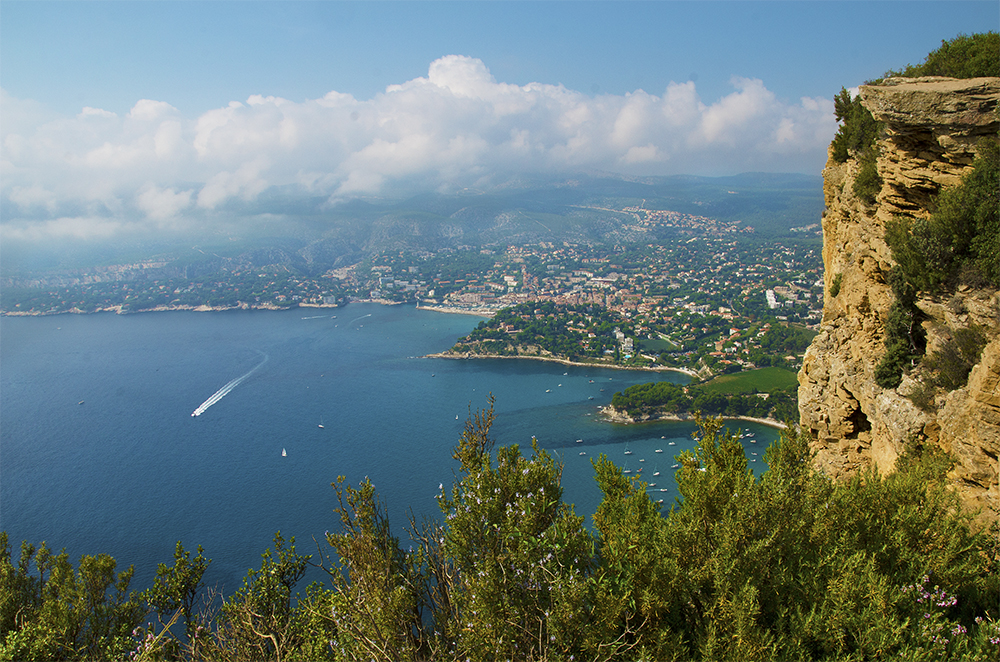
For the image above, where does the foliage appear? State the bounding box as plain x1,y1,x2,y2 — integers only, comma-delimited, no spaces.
885,32,1000,79
880,140,997,391
143,541,211,642
0,532,144,662
831,88,882,169
440,408,595,660
211,533,314,662
3,409,998,661
886,140,1000,291
611,369,799,421
925,325,989,391
458,301,628,363
874,267,925,389
853,149,882,204
320,475,420,660
829,84,883,204
829,272,842,298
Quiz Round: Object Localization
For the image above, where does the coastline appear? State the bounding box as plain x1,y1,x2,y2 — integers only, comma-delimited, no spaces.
599,404,788,430
2,299,482,318
425,350,700,378
0,301,343,317
415,304,497,317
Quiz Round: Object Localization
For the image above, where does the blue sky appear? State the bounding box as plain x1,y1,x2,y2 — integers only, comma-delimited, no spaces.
1,1,996,244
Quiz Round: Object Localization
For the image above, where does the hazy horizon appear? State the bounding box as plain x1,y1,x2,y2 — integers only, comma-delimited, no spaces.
2,1,996,250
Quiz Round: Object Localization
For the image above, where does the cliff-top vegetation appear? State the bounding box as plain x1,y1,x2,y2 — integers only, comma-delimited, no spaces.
830,31,998,205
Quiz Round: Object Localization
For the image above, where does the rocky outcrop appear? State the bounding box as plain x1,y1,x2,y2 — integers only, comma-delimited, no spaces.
798,77,1000,525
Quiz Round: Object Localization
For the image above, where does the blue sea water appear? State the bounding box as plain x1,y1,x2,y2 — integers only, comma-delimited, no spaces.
0,304,779,593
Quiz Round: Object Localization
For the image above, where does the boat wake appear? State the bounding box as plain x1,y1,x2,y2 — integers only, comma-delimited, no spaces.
349,313,372,325
191,352,269,417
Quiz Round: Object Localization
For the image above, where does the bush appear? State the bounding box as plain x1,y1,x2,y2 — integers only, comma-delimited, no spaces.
885,32,1000,79
4,411,1000,661
831,88,881,165
883,137,998,293
829,273,843,298
853,150,882,204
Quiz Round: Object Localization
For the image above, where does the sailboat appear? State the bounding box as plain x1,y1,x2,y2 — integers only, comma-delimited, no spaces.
281,448,287,457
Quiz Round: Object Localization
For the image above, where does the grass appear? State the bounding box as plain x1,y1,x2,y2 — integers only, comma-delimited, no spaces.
699,367,799,395
638,338,678,352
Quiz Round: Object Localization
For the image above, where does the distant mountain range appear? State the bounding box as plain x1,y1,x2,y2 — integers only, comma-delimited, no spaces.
1,171,823,276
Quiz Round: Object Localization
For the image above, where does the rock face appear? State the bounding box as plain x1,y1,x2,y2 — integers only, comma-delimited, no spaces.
798,77,1000,525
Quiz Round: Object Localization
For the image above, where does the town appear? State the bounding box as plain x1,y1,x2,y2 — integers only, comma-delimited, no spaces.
1,205,823,378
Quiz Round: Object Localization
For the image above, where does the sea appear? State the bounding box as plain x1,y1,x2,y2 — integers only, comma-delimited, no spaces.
0,304,779,593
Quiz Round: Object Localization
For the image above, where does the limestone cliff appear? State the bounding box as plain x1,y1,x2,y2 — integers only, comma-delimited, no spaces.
798,76,1000,524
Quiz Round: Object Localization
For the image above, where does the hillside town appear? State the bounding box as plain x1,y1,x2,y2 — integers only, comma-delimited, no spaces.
2,212,823,376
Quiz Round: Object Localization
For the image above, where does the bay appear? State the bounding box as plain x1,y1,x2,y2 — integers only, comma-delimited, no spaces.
0,304,778,593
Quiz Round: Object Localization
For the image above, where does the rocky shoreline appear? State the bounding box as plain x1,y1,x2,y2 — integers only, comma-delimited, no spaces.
599,404,787,430
425,349,700,378
415,304,498,317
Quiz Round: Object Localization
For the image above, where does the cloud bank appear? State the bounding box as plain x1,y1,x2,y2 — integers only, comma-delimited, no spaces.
1,56,836,241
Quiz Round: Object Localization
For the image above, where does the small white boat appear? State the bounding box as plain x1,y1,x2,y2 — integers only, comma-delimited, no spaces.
282,448,287,457
653,471,660,476
668,442,676,446
648,482,657,487
579,451,586,456
576,439,583,443
655,449,663,453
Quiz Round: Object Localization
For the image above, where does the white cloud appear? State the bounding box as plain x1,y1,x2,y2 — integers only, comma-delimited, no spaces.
196,159,269,209
1,57,837,240
0,215,126,242
136,183,193,220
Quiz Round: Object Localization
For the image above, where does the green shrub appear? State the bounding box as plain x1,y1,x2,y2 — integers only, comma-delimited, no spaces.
831,88,881,165
829,272,843,297
904,378,938,412
884,140,998,292
853,149,882,204
920,325,988,393
874,269,924,390
885,32,1000,79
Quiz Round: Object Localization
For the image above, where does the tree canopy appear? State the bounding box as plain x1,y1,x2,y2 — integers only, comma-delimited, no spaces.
3,406,997,661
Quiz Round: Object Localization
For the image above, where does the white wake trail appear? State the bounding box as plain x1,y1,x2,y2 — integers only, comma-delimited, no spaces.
191,353,268,417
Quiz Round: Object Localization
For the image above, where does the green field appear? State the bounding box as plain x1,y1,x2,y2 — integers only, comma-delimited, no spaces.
699,367,799,394
637,337,677,352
